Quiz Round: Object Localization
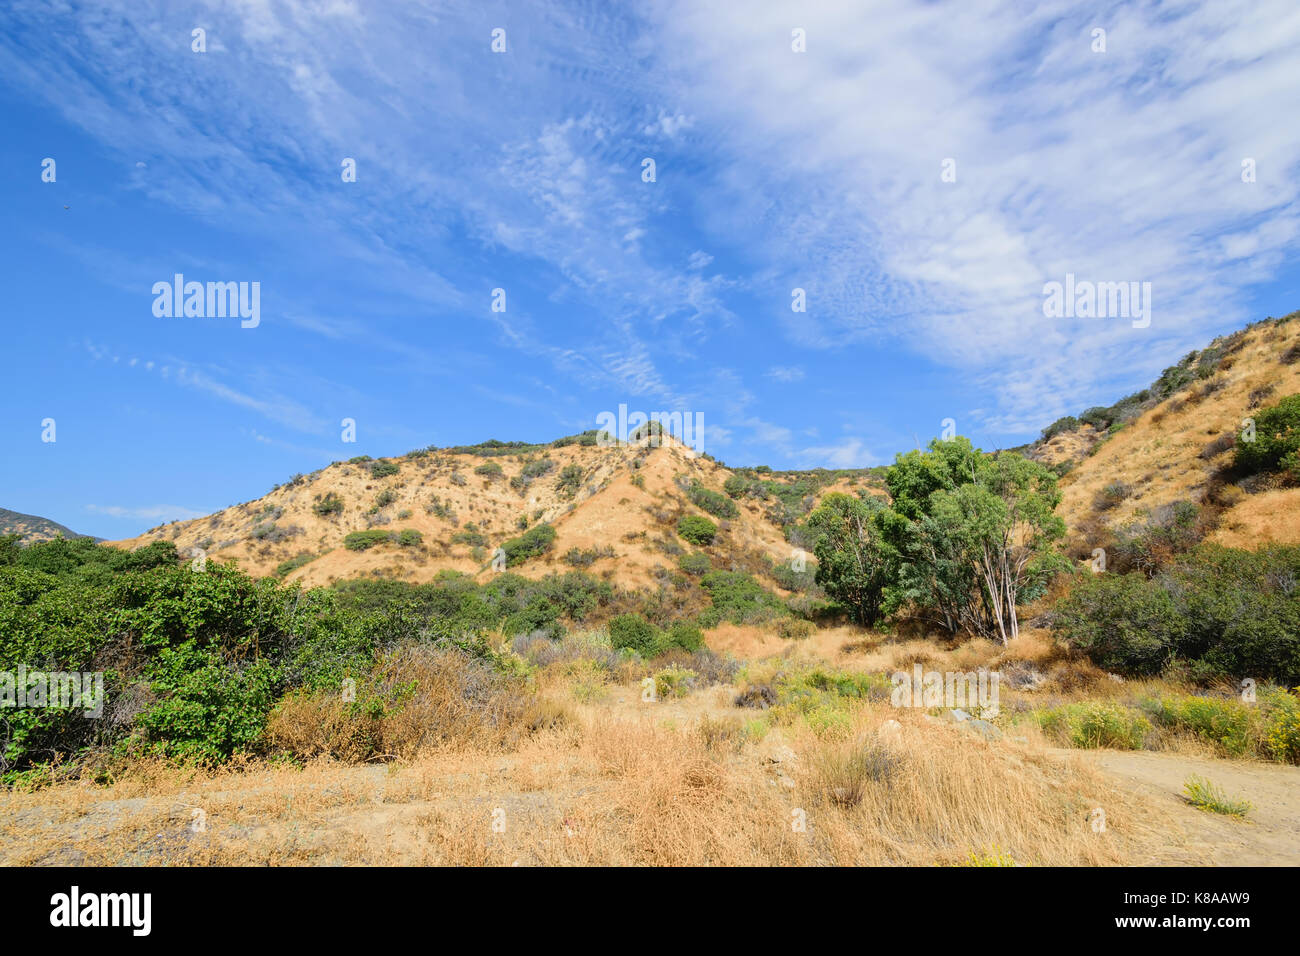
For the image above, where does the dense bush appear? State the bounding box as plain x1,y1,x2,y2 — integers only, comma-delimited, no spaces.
500,523,557,566
688,482,738,519
676,514,717,546
474,462,504,479
1041,416,1080,440
1055,545,1300,683
697,571,787,627
0,542,616,778
273,553,317,578
1235,394,1300,479
344,530,394,551
369,461,400,479
520,458,556,479
608,613,659,656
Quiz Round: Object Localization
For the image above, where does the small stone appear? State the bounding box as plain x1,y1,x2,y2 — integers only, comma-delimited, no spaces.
967,719,1003,741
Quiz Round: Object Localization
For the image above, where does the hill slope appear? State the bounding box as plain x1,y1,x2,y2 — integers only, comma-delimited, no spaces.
110,313,1300,587
1023,314,1300,555
0,508,94,544
111,435,883,592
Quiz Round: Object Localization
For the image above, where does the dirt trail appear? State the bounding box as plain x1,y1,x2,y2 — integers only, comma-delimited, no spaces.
1058,748,1300,865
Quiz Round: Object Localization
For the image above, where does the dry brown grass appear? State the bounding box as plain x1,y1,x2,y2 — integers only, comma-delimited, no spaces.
0,655,1208,867
265,645,570,761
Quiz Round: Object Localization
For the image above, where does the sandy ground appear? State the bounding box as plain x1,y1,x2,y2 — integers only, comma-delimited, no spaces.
1058,749,1300,866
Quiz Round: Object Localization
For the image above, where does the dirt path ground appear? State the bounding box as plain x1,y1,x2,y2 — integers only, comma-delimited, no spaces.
1057,749,1300,866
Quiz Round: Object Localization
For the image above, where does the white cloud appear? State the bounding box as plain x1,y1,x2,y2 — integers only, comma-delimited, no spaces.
650,0,1300,431
87,504,207,521
797,437,876,469
767,365,805,383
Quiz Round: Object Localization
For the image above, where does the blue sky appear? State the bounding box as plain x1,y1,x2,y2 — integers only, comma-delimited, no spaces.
3,0,1300,540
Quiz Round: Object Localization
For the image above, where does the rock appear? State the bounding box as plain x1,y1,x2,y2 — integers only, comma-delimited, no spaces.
764,744,798,766
950,708,972,722
967,719,1003,741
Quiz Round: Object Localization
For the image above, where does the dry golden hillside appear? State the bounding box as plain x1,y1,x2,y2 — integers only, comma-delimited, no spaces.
111,316,1300,588
1043,315,1300,553
111,435,882,591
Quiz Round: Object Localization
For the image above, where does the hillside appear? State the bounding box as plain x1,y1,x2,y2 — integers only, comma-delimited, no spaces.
1018,313,1300,557
0,508,93,544
108,313,1300,589
110,434,884,593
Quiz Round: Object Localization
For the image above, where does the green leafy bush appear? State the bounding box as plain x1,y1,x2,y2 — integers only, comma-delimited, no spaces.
698,571,787,627
474,462,504,479
688,482,738,519
344,530,394,551
660,621,705,653
1041,416,1080,440
608,613,660,656
556,464,584,497
676,514,717,546
1235,393,1300,479
369,461,400,479
1055,545,1300,684
500,523,556,566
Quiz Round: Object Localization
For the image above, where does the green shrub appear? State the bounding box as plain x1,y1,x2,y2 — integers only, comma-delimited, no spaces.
474,462,504,479
608,613,660,656
1183,776,1252,817
654,665,697,699
1263,686,1300,763
344,530,394,551
1141,694,1254,756
312,493,344,517
698,570,788,627
452,529,489,548
1235,393,1300,478
500,523,556,566
131,645,279,763
369,461,400,479
1034,701,1152,749
274,553,317,578
373,488,397,509
556,464,584,497
397,529,423,548
1042,416,1080,440
688,482,738,519
676,514,717,546
660,621,705,653
1056,545,1300,684
520,458,555,479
